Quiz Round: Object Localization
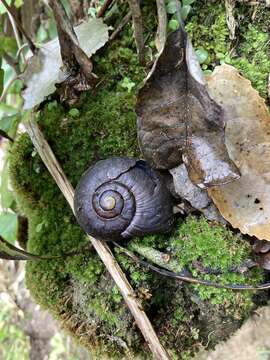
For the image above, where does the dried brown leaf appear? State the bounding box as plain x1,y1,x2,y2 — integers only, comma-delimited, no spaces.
136,28,239,187
207,64,270,240
21,18,109,109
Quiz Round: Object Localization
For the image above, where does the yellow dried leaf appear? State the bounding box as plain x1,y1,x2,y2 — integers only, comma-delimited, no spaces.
207,64,270,240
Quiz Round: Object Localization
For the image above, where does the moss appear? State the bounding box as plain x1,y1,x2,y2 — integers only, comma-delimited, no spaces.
128,216,264,355
8,3,268,359
229,25,270,99
186,1,270,98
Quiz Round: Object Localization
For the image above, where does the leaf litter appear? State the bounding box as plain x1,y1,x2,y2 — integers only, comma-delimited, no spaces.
21,18,109,109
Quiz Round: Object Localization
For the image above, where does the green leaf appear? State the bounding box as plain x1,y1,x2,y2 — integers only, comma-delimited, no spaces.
182,0,195,5
1,191,14,210
0,115,19,135
36,25,48,43
168,19,179,31
68,108,80,118
181,5,191,20
14,0,24,7
0,36,17,56
0,103,18,117
0,213,17,244
120,77,135,92
88,7,97,18
0,0,11,14
195,47,209,64
166,0,179,14
48,19,58,40
0,69,4,97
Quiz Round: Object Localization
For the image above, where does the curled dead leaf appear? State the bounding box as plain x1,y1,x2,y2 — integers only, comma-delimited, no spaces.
136,27,239,187
21,18,109,109
207,65,270,241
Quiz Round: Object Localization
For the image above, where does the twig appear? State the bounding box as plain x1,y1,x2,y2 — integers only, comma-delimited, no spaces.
109,12,132,41
114,242,270,291
97,0,114,18
225,0,236,40
24,116,170,360
129,242,183,273
127,0,145,64
2,53,19,74
6,11,26,63
0,76,20,103
16,43,29,61
155,0,167,53
0,0,37,54
267,74,270,100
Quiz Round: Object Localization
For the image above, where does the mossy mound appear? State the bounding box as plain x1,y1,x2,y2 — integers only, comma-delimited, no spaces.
9,100,265,357
9,2,269,359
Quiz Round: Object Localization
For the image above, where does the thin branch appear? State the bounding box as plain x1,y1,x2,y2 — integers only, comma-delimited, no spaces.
114,243,270,291
2,53,19,74
0,76,20,103
0,0,37,54
24,116,170,360
7,11,26,63
109,11,132,41
97,0,114,18
127,0,145,64
0,129,14,142
225,0,236,40
155,0,167,54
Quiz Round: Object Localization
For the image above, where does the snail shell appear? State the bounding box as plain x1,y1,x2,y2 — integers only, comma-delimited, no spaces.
74,157,174,240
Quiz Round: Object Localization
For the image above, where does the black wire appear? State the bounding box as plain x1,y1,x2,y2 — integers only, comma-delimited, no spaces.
112,242,270,291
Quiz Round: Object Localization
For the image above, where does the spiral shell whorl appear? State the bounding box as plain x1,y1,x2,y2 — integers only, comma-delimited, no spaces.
74,157,173,240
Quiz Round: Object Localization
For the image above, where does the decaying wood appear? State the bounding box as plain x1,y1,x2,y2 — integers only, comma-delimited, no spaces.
24,117,170,360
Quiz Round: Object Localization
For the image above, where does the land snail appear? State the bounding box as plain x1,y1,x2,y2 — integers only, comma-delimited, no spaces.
74,157,174,241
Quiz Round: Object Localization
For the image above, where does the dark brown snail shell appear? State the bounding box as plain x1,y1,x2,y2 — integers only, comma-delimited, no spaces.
74,157,174,240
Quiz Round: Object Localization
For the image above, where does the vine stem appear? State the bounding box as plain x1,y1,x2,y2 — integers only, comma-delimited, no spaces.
24,116,170,360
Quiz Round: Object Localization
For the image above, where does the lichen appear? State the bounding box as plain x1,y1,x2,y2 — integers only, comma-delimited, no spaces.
8,3,269,359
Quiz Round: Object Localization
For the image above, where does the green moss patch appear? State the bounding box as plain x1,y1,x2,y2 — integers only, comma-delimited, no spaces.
186,1,270,98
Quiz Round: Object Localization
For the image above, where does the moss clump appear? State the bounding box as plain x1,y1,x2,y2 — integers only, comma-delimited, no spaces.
186,1,270,98
8,4,267,359
127,216,263,356
229,25,270,99
10,120,265,357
